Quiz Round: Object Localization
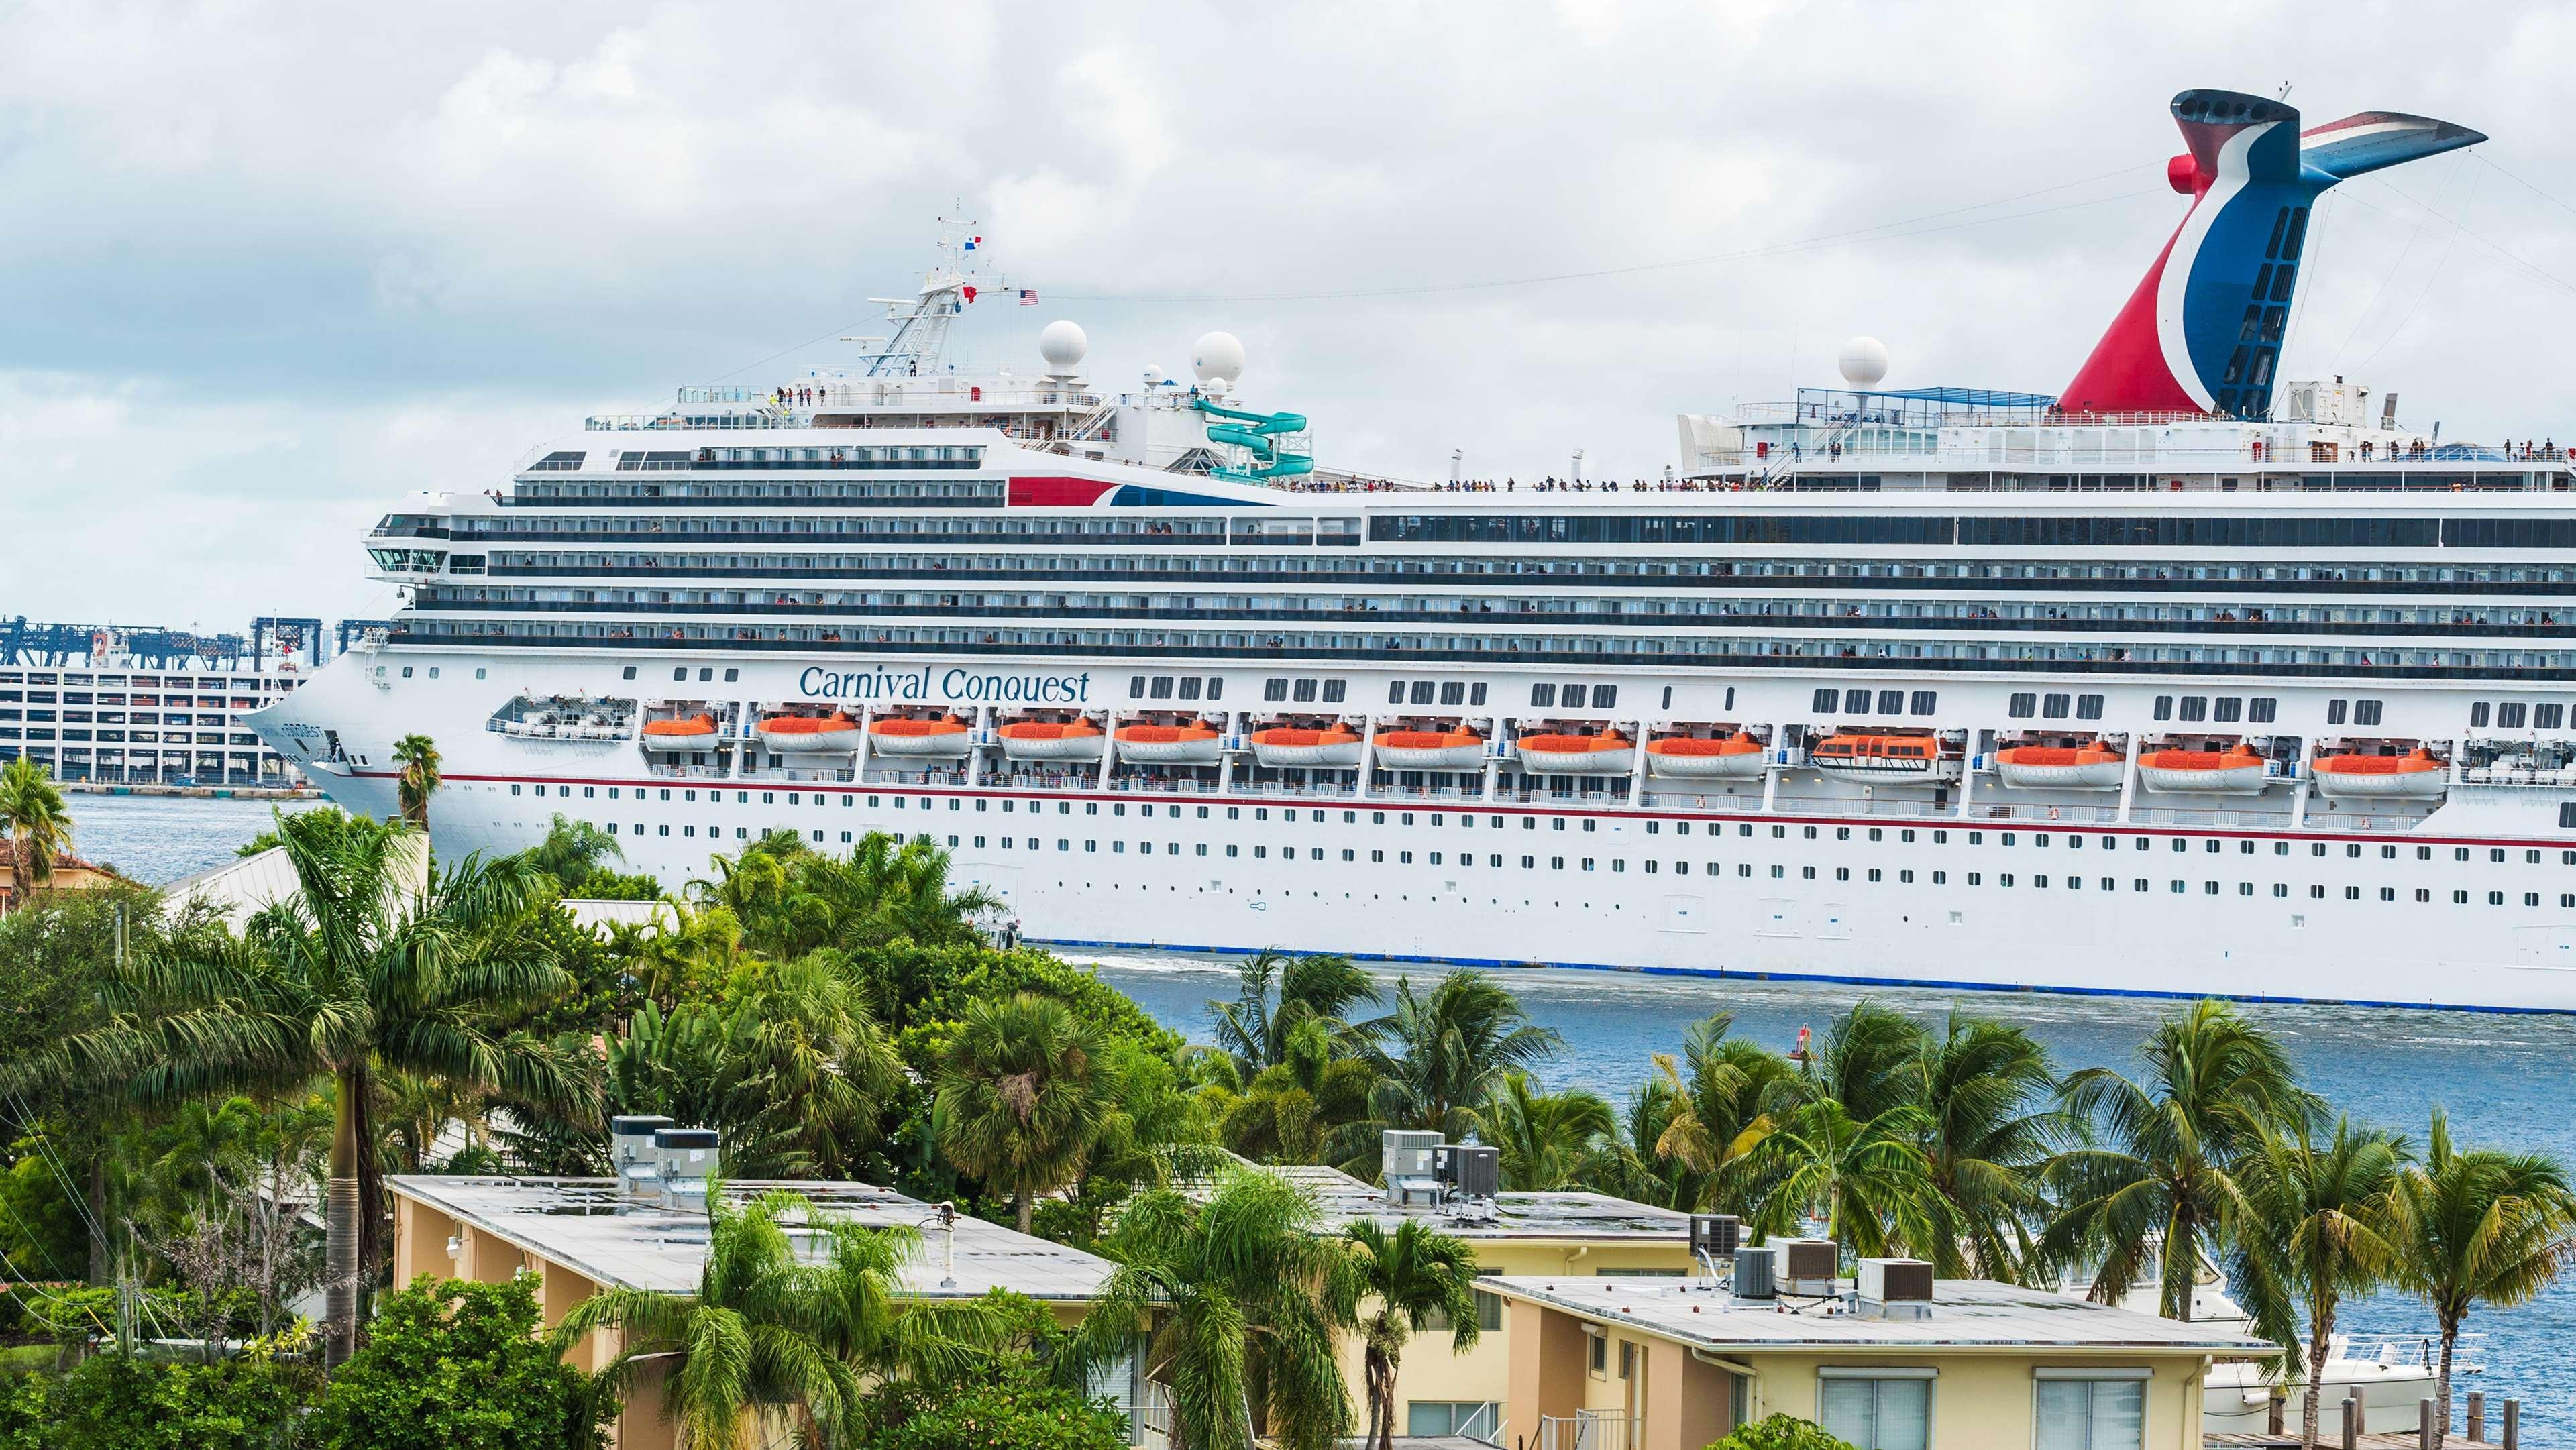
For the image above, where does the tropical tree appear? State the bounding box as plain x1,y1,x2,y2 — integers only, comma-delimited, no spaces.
1803,1001,1931,1123
1209,1017,1378,1166
554,1187,1006,1449
391,734,441,830
935,991,1115,1233
2387,1111,2576,1447
0,755,72,903
2045,999,2322,1319
1070,1170,1359,1450
1352,970,1560,1148
14,808,591,1364
2234,1119,2408,1450
1915,1013,2064,1280
1651,1013,1799,1214
1574,1072,1690,1209
1344,1217,1481,1450
517,813,626,891
1208,949,1377,1075
1478,1071,1615,1192
811,830,1005,950
1747,1097,1947,1261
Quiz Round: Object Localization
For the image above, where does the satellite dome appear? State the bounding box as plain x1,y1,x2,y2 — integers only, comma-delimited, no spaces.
1037,319,1087,373
1191,331,1246,386
1838,335,1890,389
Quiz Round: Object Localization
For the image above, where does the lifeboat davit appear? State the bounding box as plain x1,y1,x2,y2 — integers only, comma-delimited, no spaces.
2139,744,2269,795
1995,742,2125,791
756,712,863,753
1250,725,1364,769
1808,733,1949,786
2312,747,2448,800
640,714,718,752
1115,722,1222,765
1371,730,1487,771
867,716,973,758
1645,733,1768,779
1515,732,1637,775
998,719,1105,761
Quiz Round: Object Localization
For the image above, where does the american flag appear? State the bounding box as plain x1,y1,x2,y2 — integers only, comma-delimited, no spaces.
1018,288,1038,306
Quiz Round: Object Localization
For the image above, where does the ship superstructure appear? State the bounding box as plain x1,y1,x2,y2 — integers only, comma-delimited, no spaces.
258,93,2576,1011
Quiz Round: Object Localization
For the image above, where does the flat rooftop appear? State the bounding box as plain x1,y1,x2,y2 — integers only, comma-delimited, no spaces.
1191,1163,1695,1243
390,1176,1115,1303
1481,1274,2281,1357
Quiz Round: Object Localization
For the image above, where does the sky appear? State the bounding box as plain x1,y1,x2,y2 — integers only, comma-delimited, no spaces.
9,0,2576,630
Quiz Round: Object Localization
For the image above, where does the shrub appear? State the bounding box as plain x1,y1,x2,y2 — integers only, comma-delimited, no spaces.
0,1374,44,1450
48,1353,315,1450
1708,1415,1859,1450
307,1276,602,1450
861,1381,1131,1450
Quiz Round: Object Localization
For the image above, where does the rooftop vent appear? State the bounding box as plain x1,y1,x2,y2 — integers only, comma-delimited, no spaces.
653,1127,720,1215
1690,1214,1743,1258
1435,1142,1501,1201
1382,1130,1444,1207
1774,1237,1839,1295
1858,1258,1935,1320
1731,1244,1776,1300
611,1115,674,1203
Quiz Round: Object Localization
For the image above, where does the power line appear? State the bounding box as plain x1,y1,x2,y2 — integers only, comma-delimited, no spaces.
2470,151,2576,223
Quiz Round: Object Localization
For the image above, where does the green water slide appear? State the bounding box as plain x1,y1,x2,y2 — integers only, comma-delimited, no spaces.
1193,396,1315,480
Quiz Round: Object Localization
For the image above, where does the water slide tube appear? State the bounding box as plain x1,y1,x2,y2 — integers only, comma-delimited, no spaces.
1193,396,1316,480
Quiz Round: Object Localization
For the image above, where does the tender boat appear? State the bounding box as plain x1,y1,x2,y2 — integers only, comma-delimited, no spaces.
755,712,863,752
1115,721,1223,765
2139,744,2270,795
1250,724,1364,769
1371,729,1487,771
640,714,718,752
1994,742,2125,791
2312,747,2447,800
867,716,973,757
1808,733,1951,786
997,719,1105,761
1644,732,1767,779
1514,732,1636,774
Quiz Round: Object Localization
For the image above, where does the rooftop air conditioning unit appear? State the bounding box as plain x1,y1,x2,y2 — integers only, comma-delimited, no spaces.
653,1127,720,1214
1858,1258,1935,1319
1730,1244,1776,1300
611,1115,674,1202
1382,1130,1442,1180
1690,1215,1743,1258
1774,1238,1839,1294
1436,1144,1501,1200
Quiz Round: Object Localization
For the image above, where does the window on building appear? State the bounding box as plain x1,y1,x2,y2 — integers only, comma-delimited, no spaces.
2471,702,2492,728
2353,699,2383,726
2153,695,2174,722
2076,693,2104,720
2178,696,2209,722
1819,1374,1931,1450
1264,678,1289,702
2008,693,2037,719
1408,1402,1501,1439
2537,703,2566,730
1591,685,1619,709
2213,696,2243,723
1911,691,1937,716
2035,1376,2145,1450
1814,688,1841,713
2248,697,2277,724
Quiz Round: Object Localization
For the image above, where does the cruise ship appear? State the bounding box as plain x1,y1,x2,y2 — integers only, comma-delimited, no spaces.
256,90,2576,1012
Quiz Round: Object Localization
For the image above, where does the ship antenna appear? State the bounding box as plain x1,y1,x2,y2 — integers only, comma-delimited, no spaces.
836,213,1010,378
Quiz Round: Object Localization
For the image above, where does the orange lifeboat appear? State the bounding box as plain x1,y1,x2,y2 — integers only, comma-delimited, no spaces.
1809,733,1952,786
867,716,973,758
2139,743,2269,795
2312,746,2447,801
1371,729,1487,771
1114,720,1222,765
1250,724,1363,769
1994,740,2125,791
641,714,718,752
1645,732,1767,779
998,718,1104,762
755,712,863,753
1515,732,1637,775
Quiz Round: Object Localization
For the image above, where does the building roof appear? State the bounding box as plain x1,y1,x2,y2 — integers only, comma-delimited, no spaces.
1187,1161,1696,1245
388,1175,1117,1303
162,845,301,927
1479,1274,2282,1357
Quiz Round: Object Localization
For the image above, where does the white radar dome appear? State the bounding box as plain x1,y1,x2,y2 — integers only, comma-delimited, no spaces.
1191,331,1246,386
1837,335,1890,389
1037,319,1088,373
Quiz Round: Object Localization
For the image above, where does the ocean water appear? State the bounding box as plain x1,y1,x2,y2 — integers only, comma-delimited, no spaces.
71,798,2575,1435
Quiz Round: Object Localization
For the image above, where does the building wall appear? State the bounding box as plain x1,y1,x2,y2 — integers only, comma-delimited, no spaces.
1739,1351,2207,1450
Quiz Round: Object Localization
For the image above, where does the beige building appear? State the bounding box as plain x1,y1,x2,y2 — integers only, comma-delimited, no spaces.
1485,1270,2277,1450
0,842,133,913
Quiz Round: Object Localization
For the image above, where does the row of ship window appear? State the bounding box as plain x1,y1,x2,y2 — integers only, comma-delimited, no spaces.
1366,513,2576,550
2471,701,2571,728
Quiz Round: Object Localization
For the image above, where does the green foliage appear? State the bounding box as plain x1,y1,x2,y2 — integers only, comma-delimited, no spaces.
512,897,640,1040
0,1372,44,1450
515,815,625,894
861,1380,1130,1450
935,992,1116,1234
564,867,665,901
1350,969,1561,1147
863,940,1179,1057
0,1154,85,1283
0,756,72,899
1707,1414,1858,1450
309,1275,601,1450
46,1352,317,1450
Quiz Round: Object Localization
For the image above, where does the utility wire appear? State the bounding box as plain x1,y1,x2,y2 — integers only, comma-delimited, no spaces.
2356,164,2479,372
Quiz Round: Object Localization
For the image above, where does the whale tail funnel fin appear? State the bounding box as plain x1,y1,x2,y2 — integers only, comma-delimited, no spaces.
2300,110,2485,181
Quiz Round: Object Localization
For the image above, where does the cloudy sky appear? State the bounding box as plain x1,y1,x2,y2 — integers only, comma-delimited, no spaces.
10,1,2576,630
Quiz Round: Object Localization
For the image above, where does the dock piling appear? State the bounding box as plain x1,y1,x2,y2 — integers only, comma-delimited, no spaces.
2502,1398,2519,1450
2468,1390,2484,1443
2342,1392,2359,1450
2421,1396,2436,1449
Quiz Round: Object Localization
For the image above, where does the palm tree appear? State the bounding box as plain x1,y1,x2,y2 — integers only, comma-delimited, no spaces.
0,755,72,905
519,812,625,890
810,831,1004,950
1071,1170,1360,1450
2235,1119,2408,1450
1479,1070,1615,1192
1353,970,1560,1146
1208,948,1377,1074
2388,1111,2576,1447
1576,1073,1690,1209
1805,1000,1931,1123
555,1187,1006,1449
1748,1097,1947,1261
1651,1013,1799,1214
1344,1217,1481,1450
16,807,590,1364
1916,1013,2064,1280
935,991,1114,1233
1213,1017,1379,1165
391,733,440,830
2046,999,2322,1319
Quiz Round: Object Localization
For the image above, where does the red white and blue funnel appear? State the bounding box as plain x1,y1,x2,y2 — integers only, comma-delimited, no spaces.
2059,90,2482,419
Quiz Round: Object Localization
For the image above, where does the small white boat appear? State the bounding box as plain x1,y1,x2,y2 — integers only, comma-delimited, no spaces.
2138,746,2270,795
1515,733,1636,775
1645,734,1768,779
1371,730,1487,771
867,718,973,758
757,713,865,753
640,716,720,752
1115,723,1222,765
2312,749,2447,801
1250,726,1364,769
1994,743,2126,791
1807,734,1954,787
998,720,1106,761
